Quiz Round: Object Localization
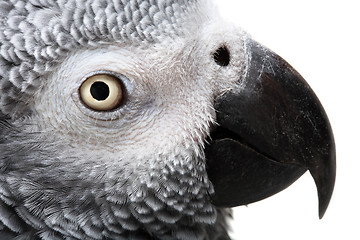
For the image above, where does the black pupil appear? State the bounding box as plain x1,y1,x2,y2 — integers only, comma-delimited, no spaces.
214,46,230,66
90,81,110,101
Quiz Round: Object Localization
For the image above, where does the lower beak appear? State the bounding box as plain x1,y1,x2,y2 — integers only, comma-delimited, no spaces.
206,39,336,219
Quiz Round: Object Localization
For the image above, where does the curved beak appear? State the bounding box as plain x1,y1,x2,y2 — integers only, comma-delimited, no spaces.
206,39,336,219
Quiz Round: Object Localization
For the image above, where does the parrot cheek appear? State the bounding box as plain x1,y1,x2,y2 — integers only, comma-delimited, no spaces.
206,39,336,219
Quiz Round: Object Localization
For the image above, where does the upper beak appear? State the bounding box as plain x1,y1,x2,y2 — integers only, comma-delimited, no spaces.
205,39,336,219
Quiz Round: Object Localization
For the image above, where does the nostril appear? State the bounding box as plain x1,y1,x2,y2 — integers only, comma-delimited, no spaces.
214,46,230,67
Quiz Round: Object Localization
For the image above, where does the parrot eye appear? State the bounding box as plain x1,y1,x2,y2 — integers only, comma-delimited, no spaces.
80,74,124,111
214,46,230,67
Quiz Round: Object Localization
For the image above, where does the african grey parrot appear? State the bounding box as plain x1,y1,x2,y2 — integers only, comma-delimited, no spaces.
0,0,336,239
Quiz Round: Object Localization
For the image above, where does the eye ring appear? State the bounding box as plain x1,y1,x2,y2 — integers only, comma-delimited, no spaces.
80,74,123,111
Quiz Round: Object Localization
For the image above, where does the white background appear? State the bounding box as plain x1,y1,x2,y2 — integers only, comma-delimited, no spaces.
215,0,360,239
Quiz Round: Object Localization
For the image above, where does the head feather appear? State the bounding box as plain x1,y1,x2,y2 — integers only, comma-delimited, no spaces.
0,0,211,117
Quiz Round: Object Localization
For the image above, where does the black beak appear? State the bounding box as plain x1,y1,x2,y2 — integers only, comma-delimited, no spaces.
206,40,336,219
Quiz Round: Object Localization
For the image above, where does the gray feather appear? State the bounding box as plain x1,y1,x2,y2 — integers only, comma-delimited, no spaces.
0,0,202,117
0,0,233,239
0,112,231,239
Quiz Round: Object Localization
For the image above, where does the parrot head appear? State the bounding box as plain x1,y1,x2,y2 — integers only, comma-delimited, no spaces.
0,0,335,239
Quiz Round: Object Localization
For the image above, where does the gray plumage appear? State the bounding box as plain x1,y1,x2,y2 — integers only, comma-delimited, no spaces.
0,0,236,239
0,0,205,116
0,0,338,239
0,112,231,239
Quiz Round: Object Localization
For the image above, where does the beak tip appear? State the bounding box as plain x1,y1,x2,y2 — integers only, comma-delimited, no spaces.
318,191,332,219
318,182,335,219
318,199,328,219
310,156,336,219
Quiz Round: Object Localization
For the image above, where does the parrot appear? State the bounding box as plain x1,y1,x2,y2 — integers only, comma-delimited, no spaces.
0,0,336,239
